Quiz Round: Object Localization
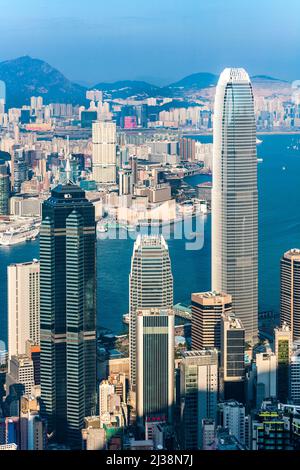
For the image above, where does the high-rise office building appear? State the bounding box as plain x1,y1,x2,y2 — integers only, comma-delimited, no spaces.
136,308,174,427
221,313,245,402
8,260,40,360
13,149,27,193
280,249,300,340
255,351,277,407
92,121,117,184
212,68,258,344
290,345,300,404
191,291,232,350
129,235,173,390
129,156,138,188
274,323,292,402
180,349,218,449
40,183,97,448
219,400,246,446
119,167,132,195
0,162,10,215
6,355,35,396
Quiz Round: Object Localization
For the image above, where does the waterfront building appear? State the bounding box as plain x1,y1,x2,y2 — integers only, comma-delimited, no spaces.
92,121,117,184
136,308,174,427
220,313,245,402
129,235,173,390
180,349,218,449
191,291,232,350
219,400,246,446
8,260,40,360
212,68,258,344
274,323,292,402
0,162,10,215
40,183,97,448
280,249,300,340
255,351,277,407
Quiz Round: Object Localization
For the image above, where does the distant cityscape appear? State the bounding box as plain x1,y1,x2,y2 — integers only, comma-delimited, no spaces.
1,60,300,454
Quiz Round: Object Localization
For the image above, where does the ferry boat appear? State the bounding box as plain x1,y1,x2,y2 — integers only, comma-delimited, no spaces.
97,223,108,233
0,225,40,246
256,138,263,145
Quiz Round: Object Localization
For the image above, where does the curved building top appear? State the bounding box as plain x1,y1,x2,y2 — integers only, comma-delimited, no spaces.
218,68,251,85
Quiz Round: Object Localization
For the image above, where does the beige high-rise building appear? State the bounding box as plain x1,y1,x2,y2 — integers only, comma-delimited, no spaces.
8,260,40,360
280,249,300,340
191,291,232,350
92,121,116,184
129,235,173,390
212,68,258,344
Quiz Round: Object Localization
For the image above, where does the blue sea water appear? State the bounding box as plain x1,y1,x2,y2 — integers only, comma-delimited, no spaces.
0,134,300,345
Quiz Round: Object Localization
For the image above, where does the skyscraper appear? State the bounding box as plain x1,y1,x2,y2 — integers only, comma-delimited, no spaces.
255,351,277,407
221,313,245,402
92,121,117,184
8,260,40,360
40,183,97,448
274,323,292,402
129,235,173,390
219,401,246,446
180,350,218,449
13,149,28,193
136,308,174,427
280,249,300,340
191,291,232,350
0,162,10,215
212,68,258,344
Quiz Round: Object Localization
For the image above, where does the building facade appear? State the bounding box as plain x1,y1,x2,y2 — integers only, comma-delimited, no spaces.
129,235,173,390
40,183,97,448
191,291,232,350
8,260,40,360
280,249,300,340
92,121,117,184
212,68,258,344
221,313,245,402
180,350,218,449
136,308,174,426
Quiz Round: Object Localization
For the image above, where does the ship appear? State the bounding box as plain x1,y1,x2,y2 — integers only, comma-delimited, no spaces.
256,138,263,145
0,224,40,246
97,223,108,233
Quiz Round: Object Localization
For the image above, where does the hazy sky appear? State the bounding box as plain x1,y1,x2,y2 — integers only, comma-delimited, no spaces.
1,0,299,85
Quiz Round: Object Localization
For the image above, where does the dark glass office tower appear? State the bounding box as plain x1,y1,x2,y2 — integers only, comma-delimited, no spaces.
40,183,97,449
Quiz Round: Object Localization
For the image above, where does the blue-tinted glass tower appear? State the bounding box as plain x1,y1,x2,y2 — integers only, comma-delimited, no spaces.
40,183,97,448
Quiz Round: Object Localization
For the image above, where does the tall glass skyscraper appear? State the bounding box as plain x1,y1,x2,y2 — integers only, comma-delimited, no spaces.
136,308,174,426
212,68,258,344
40,183,97,448
129,235,173,391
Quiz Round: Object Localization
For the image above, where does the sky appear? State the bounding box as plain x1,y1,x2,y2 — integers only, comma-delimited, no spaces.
0,0,299,85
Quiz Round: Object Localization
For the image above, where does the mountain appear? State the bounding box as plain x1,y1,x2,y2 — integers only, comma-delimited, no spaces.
92,80,160,99
168,72,218,90
0,56,87,108
0,55,291,107
251,75,289,83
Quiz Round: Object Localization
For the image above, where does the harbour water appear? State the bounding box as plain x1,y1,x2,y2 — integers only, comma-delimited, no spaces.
1,134,300,344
